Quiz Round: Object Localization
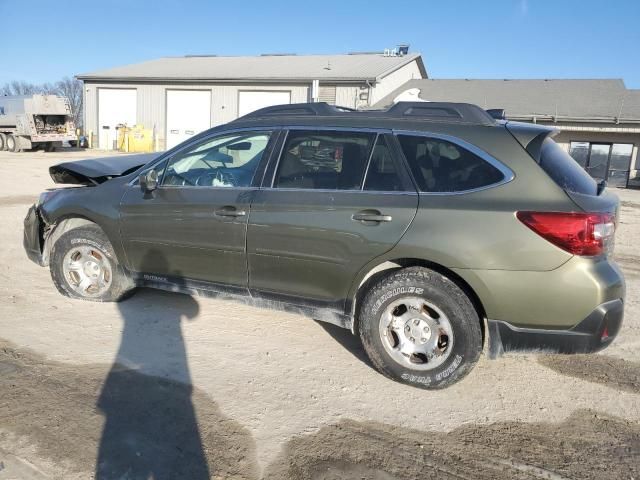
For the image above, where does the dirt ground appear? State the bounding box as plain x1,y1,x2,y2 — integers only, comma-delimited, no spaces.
0,149,639,479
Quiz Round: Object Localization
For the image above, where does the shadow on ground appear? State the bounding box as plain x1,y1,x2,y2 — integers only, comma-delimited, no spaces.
2,337,639,479
0,315,259,479
317,322,372,368
0,249,260,480
94,249,258,479
1,246,639,480
539,354,640,394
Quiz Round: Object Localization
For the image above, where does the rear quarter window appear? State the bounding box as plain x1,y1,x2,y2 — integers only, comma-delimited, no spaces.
539,138,598,196
397,134,505,193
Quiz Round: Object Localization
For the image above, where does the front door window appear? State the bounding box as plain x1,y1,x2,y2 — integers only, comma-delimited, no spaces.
163,132,272,188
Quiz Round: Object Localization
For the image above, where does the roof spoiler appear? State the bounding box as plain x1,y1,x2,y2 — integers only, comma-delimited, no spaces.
486,108,506,120
504,121,558,163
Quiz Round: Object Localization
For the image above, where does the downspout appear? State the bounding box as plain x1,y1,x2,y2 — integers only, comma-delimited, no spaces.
365,79,375,108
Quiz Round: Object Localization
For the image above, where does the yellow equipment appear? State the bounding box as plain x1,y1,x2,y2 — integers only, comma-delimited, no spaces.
117,125,154,153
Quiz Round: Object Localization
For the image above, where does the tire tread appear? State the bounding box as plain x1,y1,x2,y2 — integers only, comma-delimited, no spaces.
359,266,482,389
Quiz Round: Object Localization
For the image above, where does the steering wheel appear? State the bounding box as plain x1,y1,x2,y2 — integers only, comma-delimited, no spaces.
214,170,237,187
195,171,218,186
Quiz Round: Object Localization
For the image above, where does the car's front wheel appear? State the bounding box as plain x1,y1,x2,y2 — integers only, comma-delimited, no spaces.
359,267,482,389
50,224,134,302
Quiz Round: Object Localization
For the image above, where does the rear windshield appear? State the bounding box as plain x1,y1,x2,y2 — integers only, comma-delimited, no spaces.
539,138,598,196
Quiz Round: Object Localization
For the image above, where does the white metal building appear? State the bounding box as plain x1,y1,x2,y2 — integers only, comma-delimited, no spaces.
77,52,426,151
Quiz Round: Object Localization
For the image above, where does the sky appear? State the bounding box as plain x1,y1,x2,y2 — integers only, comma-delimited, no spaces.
1,0,639,88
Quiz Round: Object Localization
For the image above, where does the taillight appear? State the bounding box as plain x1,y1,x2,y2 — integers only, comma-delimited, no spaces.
516,211,615,256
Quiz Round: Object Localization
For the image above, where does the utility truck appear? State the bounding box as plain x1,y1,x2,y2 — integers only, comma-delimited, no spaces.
0,94,76,152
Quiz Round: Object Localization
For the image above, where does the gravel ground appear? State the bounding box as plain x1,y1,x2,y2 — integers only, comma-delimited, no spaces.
0,149,638,479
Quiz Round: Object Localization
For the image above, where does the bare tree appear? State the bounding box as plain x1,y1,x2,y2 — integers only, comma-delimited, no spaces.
1,77,83,128
55,77,83,128
1,80,40,95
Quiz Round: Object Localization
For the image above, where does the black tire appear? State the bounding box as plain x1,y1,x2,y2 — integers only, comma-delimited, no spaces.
6,134,20,152
50,224,135,302
359,267,482,389
0,133,6,151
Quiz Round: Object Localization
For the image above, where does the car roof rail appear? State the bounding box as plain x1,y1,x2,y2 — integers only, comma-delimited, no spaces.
237,101,496,126
385,102,496,125
240,102,351,118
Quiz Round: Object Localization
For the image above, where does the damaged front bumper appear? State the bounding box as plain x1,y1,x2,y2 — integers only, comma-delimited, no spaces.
23,204,46,266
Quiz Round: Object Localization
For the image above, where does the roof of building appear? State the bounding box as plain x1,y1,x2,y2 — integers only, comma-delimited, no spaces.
374,79,640,122
77,53,426,83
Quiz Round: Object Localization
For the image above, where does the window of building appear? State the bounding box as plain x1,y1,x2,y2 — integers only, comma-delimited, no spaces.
274,130,375,190
396,135,504,192
568,141,634,188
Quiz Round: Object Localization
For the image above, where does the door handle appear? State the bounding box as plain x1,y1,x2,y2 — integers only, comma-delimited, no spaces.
352,210,392,223
214,206,246,217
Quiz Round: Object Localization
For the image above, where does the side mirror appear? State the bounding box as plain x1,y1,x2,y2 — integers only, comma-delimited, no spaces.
139,170,158,193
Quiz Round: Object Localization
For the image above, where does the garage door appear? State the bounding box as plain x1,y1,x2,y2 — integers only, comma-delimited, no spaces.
98,89,137,150
238,91,291,118
166,90,211,150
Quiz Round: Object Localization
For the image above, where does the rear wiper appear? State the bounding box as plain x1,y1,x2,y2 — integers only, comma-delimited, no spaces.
597,180,607,195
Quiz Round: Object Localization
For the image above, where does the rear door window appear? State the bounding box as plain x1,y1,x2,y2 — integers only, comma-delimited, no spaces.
274,130,375,190
540,138,598,195
396,134,505,192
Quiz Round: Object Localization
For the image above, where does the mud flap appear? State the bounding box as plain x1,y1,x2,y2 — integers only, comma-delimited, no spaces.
23,205,45,265
487,320,505,359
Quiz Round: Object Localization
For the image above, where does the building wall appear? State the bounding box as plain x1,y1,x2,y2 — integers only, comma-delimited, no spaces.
84,82,310,150
331,60,424,109
334,85,364,109
369,60,424,105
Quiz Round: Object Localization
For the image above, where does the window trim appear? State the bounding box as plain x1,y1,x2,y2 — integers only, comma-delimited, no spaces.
268,126,381,191
362,133,415,193
392,129,515,195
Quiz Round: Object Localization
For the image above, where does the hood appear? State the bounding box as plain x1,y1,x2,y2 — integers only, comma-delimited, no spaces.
49,152,162,185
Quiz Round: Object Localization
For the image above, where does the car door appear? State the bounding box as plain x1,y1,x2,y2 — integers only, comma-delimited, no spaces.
119,129,276,289
247,128,419,311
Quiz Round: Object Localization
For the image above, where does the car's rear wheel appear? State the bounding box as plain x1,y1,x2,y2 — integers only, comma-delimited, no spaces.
0,133,6,151
50,224,135,302
359,267,482,389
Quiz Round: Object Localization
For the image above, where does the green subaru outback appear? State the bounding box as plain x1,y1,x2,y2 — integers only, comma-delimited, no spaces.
24,102,625,389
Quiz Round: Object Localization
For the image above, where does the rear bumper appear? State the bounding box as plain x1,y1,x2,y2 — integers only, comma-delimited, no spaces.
23,204,45,266
488,298,624,357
